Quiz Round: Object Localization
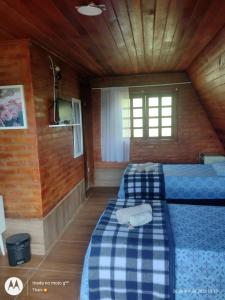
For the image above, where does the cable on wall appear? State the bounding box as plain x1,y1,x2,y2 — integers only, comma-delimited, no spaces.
48,55,62,124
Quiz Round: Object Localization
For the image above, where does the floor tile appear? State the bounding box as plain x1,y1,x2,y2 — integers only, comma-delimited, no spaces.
39,241,87,273
0,267,33,300
0,188,111,300
0,255,44,269
60,221,95,242
73,211,102,223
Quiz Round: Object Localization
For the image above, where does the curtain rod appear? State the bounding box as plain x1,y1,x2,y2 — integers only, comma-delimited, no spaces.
91,81,191,90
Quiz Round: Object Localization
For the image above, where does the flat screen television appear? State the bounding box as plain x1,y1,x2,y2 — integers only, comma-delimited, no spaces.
50,98,74,125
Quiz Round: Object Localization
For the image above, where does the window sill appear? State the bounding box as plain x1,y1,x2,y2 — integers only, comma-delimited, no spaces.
131,137,178,143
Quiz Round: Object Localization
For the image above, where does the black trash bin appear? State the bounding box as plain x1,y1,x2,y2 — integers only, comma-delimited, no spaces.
6,233,31,266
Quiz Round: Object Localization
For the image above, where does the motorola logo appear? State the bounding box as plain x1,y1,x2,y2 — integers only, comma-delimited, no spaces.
4,277,24,296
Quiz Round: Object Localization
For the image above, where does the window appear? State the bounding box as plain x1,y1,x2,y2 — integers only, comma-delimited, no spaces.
130,94,176,139
72,98,83,158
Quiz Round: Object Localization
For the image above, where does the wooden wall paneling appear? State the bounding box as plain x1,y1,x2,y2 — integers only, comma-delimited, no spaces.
171,0,217,70
177,0,225,69
157,0,178,70
126,0,147,73
0,27,15,40
91,72,190,88
189,30,225,79
30,0,106,74
189,24,225,148
94,168,125,187
0,1,88,76
193,73,225,94
189,29,225,78
141,0,155,70
53,0,128,75
103,0,133,73
2,0,101,76
160,0,194,69
0,0,224,75
102,0,134,74
163,0,198,69
72,11,126,75
111,0,139,73
152,0,170,71
52,0,112,74
52,0,112,75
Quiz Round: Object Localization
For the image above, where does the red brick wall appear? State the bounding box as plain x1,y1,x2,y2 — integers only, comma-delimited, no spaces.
0,40,42,218
131,84,224,162
0,40,85,218
92,73,224,167
30,44,84,216
188,25,225,147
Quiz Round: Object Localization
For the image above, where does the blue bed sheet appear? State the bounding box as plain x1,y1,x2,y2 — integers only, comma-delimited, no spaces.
169,204,225,300
80,204,225,300
118,164,225,199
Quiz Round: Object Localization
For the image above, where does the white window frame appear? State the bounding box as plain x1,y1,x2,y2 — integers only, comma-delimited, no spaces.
72,98,83,158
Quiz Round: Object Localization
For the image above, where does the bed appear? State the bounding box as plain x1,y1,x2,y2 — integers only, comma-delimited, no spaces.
118,163,225,200
80,203,225,300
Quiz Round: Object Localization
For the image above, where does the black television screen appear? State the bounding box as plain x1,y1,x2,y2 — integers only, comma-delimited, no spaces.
55,98,74,125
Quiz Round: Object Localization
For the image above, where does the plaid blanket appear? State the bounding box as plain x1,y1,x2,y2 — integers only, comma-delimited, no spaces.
124,163,165,200
89,198,175,300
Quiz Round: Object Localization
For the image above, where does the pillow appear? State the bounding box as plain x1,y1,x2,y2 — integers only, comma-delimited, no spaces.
212,162,225,176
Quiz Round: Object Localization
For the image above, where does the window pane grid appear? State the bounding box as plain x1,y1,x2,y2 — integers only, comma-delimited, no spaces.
131,95,174,139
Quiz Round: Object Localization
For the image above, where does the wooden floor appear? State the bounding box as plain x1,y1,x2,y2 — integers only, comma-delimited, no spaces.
0,188,118,300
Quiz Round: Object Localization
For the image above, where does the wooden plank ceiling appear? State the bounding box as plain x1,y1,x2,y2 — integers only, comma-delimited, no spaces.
0,0,225,77
189,23,225,147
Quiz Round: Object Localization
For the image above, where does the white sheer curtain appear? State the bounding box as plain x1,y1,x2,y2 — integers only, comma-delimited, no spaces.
101,87,130,162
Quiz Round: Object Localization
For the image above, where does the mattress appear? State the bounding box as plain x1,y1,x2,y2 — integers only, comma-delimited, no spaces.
169,204,225,300
118,164,225,199
80,204,225,300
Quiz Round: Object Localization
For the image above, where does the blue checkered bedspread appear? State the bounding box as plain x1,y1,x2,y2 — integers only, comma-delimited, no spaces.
119,164,225,200
124,164,165,200
88,198,174,300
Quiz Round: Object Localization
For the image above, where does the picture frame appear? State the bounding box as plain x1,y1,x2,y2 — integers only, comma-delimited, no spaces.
0,85,27,129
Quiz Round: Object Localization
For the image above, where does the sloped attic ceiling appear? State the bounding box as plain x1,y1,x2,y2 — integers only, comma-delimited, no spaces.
189,24,225,148
0,0,224,147
0,0,224,77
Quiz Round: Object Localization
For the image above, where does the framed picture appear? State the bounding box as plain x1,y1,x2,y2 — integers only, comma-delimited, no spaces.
0,85,27,129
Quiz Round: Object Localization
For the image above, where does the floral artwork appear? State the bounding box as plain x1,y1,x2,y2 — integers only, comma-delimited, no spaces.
0,85,27,129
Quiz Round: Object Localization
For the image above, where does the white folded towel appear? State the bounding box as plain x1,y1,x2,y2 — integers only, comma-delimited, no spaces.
129,211,152,227
136,163,156,172
116,204,152,225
